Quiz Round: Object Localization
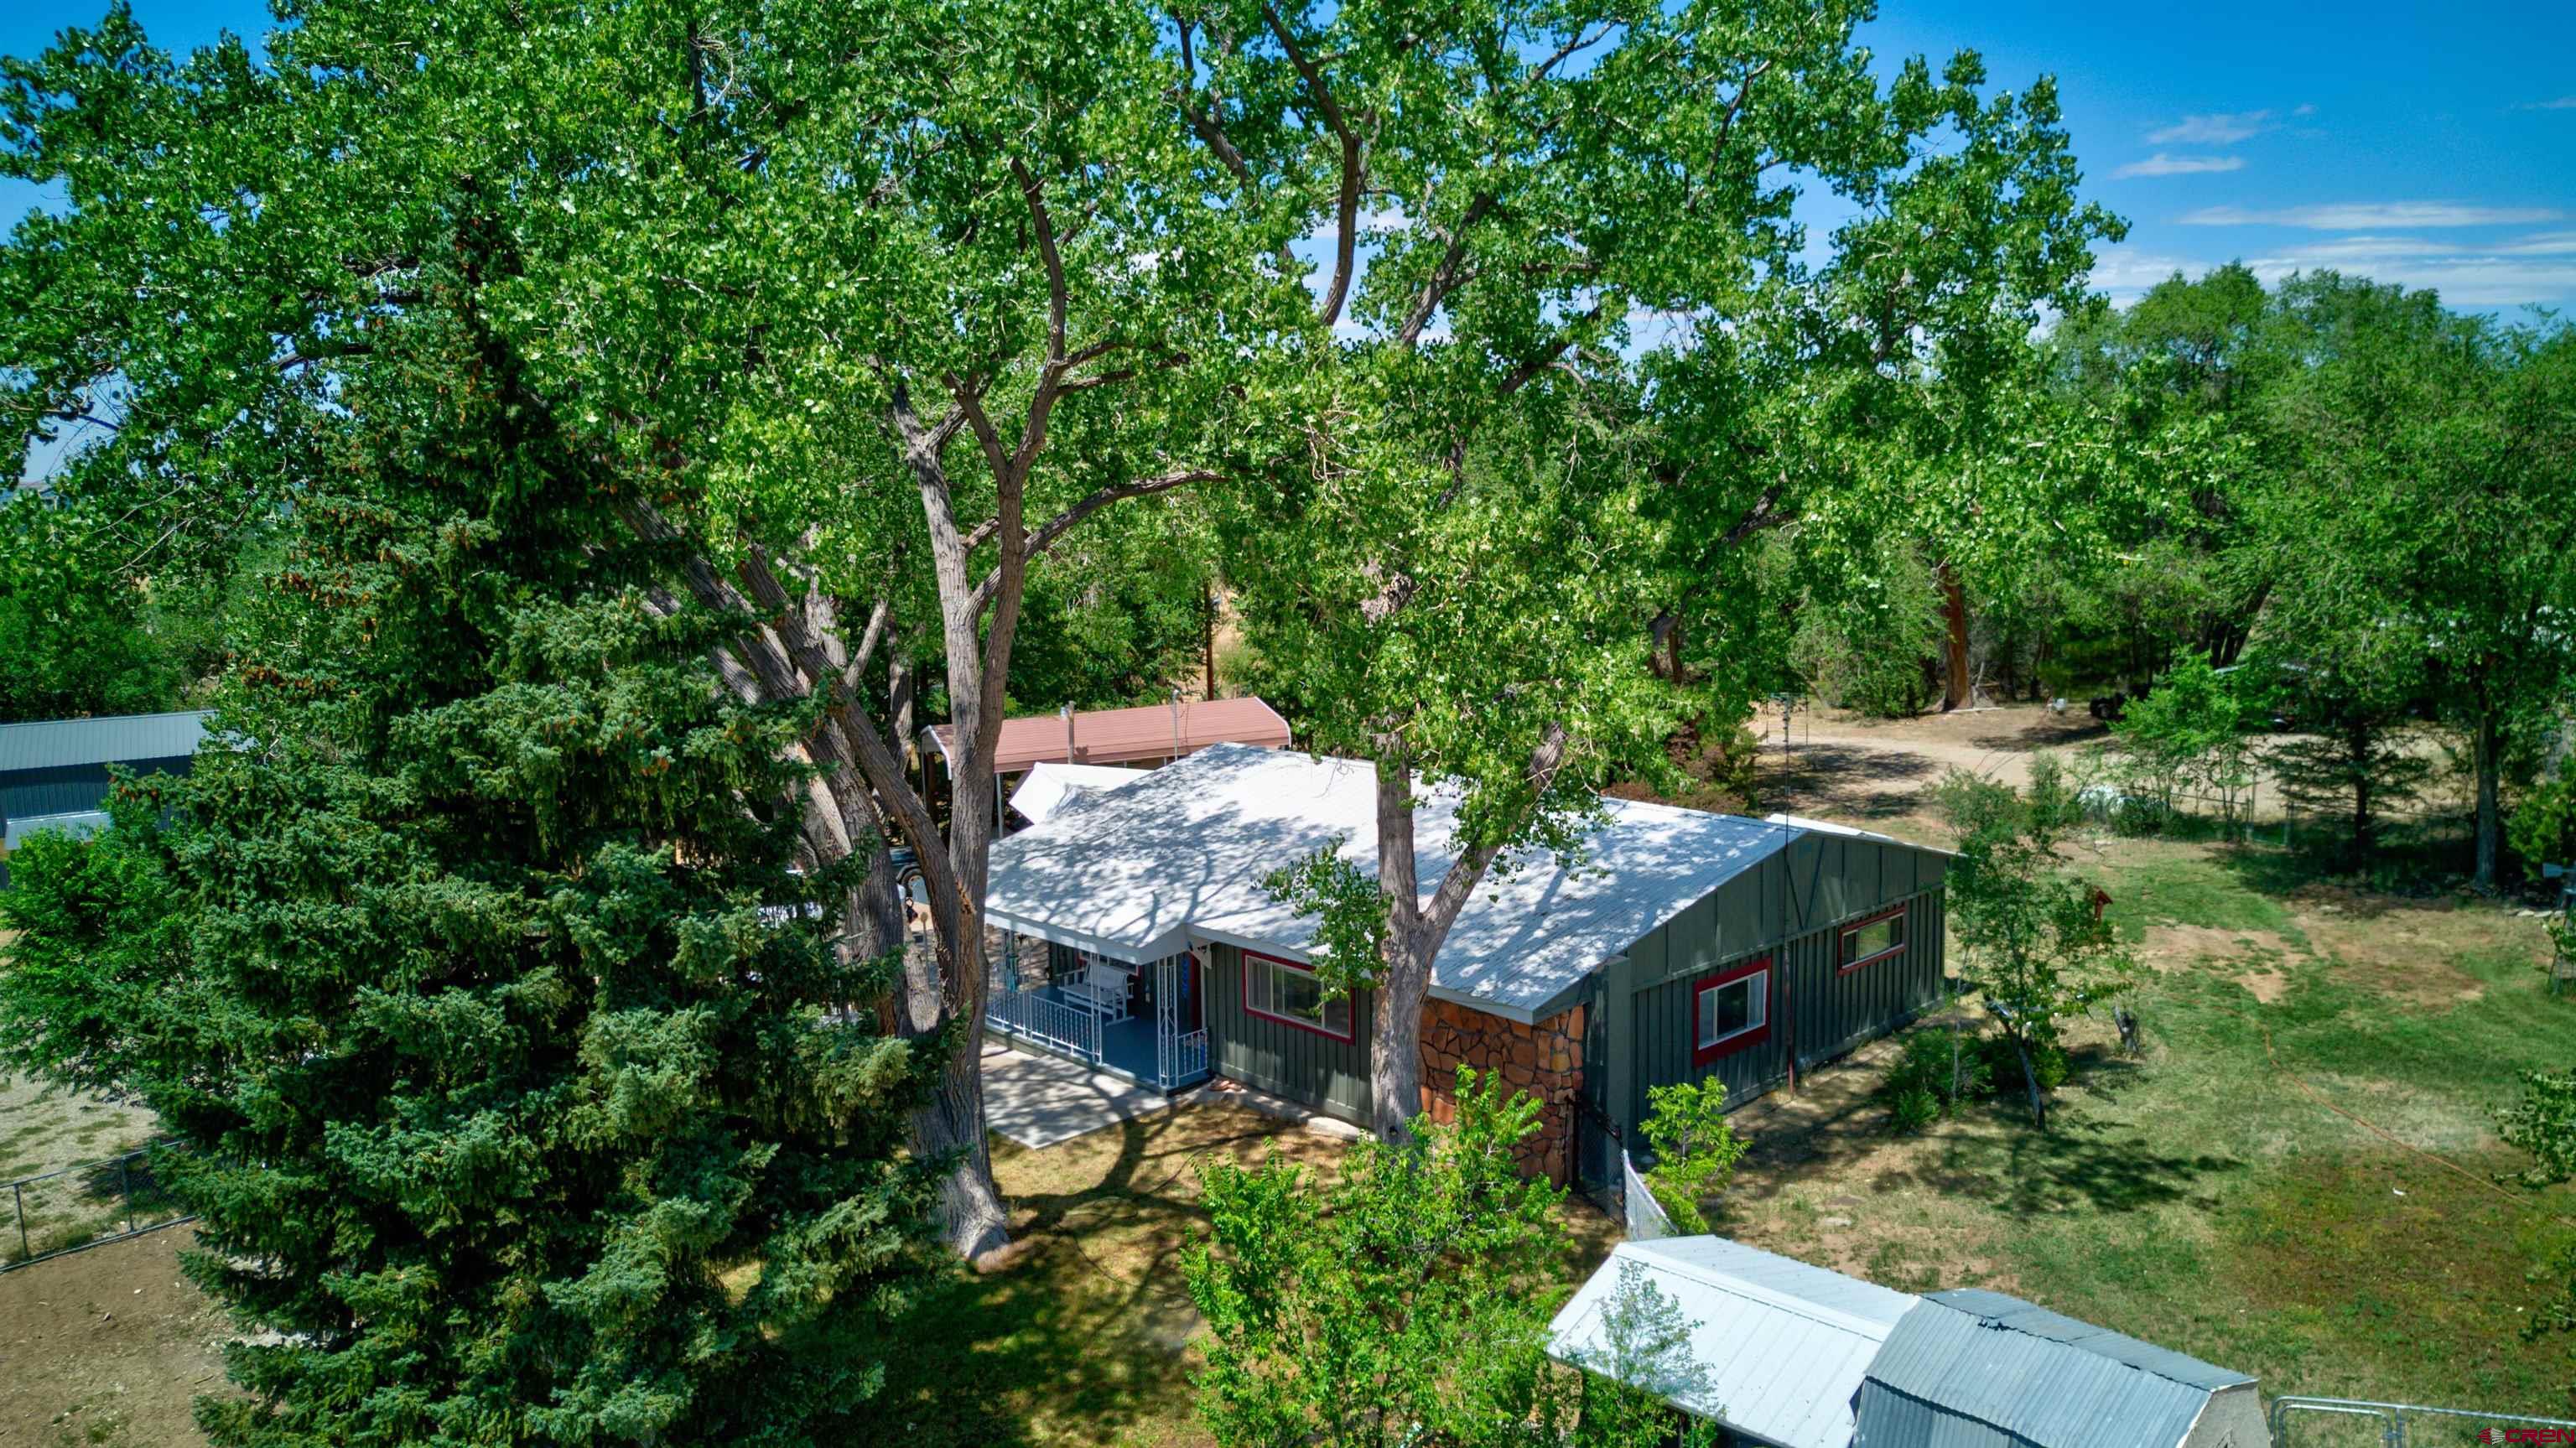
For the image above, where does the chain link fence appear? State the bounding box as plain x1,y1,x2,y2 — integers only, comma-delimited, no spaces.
2,1142,190,1271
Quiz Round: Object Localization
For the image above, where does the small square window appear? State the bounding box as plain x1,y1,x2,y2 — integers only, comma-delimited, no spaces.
1839,909,1906,971
1690,963,1768,1064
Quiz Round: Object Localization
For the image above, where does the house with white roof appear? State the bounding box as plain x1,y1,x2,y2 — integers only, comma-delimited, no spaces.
980,742,1951,1184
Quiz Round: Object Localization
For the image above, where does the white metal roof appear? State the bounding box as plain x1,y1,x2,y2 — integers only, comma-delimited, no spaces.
1008,762,1152,826
982,742,1793,1019
1550,1237,1920,1448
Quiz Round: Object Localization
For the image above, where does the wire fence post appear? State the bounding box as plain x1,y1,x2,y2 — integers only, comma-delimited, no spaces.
12,1181,25,1264
120,1152,136,1236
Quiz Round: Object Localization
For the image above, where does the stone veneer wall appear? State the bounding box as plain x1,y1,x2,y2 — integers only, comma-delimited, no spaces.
1415,997,1587,1185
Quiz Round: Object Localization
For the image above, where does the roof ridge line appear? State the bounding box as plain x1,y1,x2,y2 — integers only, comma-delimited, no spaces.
1623,1243,1912,1342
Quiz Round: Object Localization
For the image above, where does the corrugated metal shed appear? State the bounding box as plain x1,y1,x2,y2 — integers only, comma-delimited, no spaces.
1856,1290,2254,1448
0,711,209,774
1550,1237,1919,1448
984,742,1794,1019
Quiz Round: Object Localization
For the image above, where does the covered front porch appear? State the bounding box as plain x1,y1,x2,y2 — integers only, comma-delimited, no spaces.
984,933,1211,1093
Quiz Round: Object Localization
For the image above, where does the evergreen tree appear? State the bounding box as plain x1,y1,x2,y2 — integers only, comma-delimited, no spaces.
0,290,936,1446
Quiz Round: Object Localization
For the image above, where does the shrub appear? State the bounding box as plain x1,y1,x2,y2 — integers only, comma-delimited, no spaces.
1980,1032,2069,1094
1639,1078,1750,1233
1879,1027,1993,1130
2109,649,2257,823
1889,1088,1941,1134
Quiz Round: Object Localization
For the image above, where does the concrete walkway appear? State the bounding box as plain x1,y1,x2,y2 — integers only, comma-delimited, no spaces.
980,1042,1173,1150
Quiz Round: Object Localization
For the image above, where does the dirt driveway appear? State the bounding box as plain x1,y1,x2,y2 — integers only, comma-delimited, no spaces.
0,1227,226,1448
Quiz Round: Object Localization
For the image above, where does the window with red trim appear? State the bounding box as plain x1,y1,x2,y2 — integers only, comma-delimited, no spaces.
1690,958,1770,1067
1837,906,1907,973
1242,948,1354,1042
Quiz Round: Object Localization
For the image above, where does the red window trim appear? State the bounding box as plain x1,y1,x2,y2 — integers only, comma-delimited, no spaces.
1837,905,1909,975
1690,955,1772,1067
1241,947,1356,1044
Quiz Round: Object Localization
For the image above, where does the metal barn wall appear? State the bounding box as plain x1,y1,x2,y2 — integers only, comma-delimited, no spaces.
0,757,195,828
1201,941,1374,1124
1613,831,1947,1134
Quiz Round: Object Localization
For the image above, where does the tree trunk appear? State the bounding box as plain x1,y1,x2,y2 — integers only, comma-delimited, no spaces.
1937,560,1971,712
1369,927,1433,1142
2014,1033,2048,1131
1202,582,1220,700
2474,708,2502,891
912,1034,1010,1259
2350,720,2374,860
1370,754,1428,1142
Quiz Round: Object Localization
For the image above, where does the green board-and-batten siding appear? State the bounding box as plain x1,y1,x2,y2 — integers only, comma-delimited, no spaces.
1617,829,1948,1131
1623,891,1944,1124
1201,941,1374,1125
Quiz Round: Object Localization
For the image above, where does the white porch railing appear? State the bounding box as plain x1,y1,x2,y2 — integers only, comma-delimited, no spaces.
1168,1028,1209,1087
987,987,1102,1065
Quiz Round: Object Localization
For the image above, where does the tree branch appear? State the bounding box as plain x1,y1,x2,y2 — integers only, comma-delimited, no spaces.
1397,191,1498,348
966,468,1223,617
1263,3,1364,329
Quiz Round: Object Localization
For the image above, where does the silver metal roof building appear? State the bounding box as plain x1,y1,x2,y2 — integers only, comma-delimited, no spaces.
1856,1290,2264,1448
1550,1237,1919,1448
983,741,1796,1020
0,710,208,774
0,711,212,880
1553,1240,2265,1448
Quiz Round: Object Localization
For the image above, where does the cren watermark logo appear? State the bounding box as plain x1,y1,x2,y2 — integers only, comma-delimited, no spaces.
2480,1430,2576,1445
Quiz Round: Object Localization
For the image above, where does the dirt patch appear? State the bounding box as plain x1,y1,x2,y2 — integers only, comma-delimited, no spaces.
2293,901,2539,1010
2236,968,2292,1004
2141,922,2299,971
0,1227,228,1448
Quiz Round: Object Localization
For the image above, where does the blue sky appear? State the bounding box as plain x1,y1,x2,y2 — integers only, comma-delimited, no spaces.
5,0,2573,313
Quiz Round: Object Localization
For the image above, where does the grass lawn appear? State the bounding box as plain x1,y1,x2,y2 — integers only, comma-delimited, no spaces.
1711,831,2576,1417
864,1096,1618,1448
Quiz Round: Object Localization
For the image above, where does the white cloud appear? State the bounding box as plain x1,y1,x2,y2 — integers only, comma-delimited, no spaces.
2112,153,2246,179
2494,231,2576,255
2147,111,2275,144
2263,235,2441,261
2179,202,2568,229
2090,231,2576,309
2292,103,2317,117
2515,96,2576,111
2084,250,2204,301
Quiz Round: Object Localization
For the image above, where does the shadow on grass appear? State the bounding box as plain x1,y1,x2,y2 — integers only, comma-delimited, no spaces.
1757,745,1939,822
2209,825,2488,910
1722,1043,2243,1222
853,1104,1337,1448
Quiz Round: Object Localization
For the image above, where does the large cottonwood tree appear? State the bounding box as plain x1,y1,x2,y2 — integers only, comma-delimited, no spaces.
2,0,1306,1256
1208,3,2124,1137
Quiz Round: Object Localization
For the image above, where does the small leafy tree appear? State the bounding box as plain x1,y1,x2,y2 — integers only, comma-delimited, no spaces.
2511,767,2576,876
1563,1262,1722,1448
2111,648,2256,824
1639,1079,1751,1233
1187,1068,1685,1448
1879,1023,1994,1132
2496,1071,2576,1394
1935,771,2138,1129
